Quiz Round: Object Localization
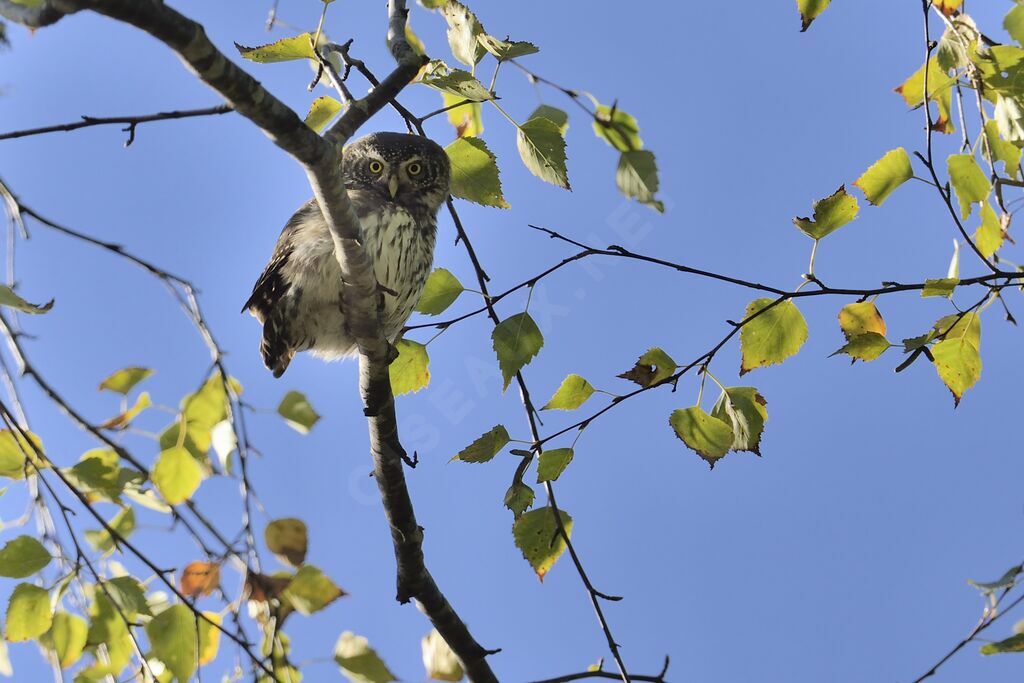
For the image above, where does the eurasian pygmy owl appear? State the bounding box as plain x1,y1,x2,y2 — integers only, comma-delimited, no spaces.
243,132,451,377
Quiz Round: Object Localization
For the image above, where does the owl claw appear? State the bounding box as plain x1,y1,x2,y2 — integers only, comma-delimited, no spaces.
385,341,400,364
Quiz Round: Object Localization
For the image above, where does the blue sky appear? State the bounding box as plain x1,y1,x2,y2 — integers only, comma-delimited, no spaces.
2,1,1024,681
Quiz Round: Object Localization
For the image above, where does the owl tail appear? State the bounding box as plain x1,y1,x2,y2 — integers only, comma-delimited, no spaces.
260,313,295,378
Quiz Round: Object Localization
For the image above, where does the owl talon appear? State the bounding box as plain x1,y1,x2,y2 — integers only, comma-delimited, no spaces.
385,341,400,364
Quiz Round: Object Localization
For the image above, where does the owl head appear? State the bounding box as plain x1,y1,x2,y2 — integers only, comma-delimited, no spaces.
342,132,451,213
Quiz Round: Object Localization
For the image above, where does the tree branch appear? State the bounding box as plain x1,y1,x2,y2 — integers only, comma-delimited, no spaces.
0,0,72,28
0,105,233,144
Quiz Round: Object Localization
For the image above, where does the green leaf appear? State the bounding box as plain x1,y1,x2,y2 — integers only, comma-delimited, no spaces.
669,407,734,468
477,34,539,60
85,593,132,674
445,137,509,208
542,374,596,411
265,518,308,567
947,154,991,219
284,565,346,616
710,387,769,455
616,150,664,212
452,424,510,463
492,312,544,390
536,448,574,483
974,202,1005,259
442,91,483,138
513,507,572,581
935,312,981,350
277,390,320,434
48,611,87,668
618,347,677,388
304,96,344,133
895,57,958,108
0,285,52,314
6,583,52,642
389,340,430,396
739,299,808,374
422,629,464,682
235,33,318,63
853,148,913,206
838,301,887,339
831,332,891,362
994,95,1024,146
418,60,494,101
981,633,1024,655
441,0,487,67
592,104,642,152
84,506,135,554
104,576,151,618
145,604,197,683
68,449,128,500
334,631,397,683
416,268,464,315
0,429,44,480
180,374,240,454
984,119,1021,180
796,0,831,31
968,565,1021,594
921,277,959,298
0,535,50,578
517,117,570,190
932,337,982,406
9,0,44,8
1007,4,1024,46
792,186,859,239
504,481,535,517
529,105,568,134
152,446,203,505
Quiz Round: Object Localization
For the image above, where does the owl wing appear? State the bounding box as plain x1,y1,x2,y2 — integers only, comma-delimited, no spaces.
241,200,318,319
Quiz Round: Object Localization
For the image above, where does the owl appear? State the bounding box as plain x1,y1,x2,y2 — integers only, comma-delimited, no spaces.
243,132,451,377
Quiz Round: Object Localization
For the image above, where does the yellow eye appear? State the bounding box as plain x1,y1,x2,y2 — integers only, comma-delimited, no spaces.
368,160,383,174
407,162,422,176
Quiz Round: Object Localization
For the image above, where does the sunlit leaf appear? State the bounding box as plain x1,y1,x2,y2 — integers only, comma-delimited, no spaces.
305,96,344,133
335,631,397,683
389,340,430,396
492,312,544,390
542,374,595,411
180,561,221,598
592,104,642,152
419,61,494,101
85,506,135,554
921,278,959,298
85,593,132,674
517,117,570,190
0,429,44,480
6,583,52,642
416,268,464,315
983,120,1021,179
796,0,831,31
0,285,52,314
616,150,663,212
948,154,991,219
477,34,539,60
854,148,913,206
739,299,808,374
838,301,887,339
710,387,769,455
536,448,574,483
831,332,891,362
98,391,152,430
422,629,464,682
618,347,677,388
1007,4,1024,46
277,390,320,434
452,425,510,464
284,565,346,615
792,186,859,239
48,611,87,668
145,604,197,683
441,0,487,67
513,507,572,581
104,576,151,618
932,337,982,406
445,137,509,208
198,612,221,666
265,518,308,568
152,446,203,505
0,535,50,578
235,33,318,63
981,633,1024,655
503,481,534,518
974,202,1005,259
669,407,733,468
442,91,483,138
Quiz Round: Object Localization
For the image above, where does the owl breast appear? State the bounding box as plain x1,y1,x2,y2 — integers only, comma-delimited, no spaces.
276,202,435,359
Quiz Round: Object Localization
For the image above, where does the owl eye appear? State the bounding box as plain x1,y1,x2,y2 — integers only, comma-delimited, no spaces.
407,162,423,176
368,160,384,174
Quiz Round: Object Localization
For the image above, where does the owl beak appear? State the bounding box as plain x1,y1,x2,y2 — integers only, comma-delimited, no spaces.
388,175,399,199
